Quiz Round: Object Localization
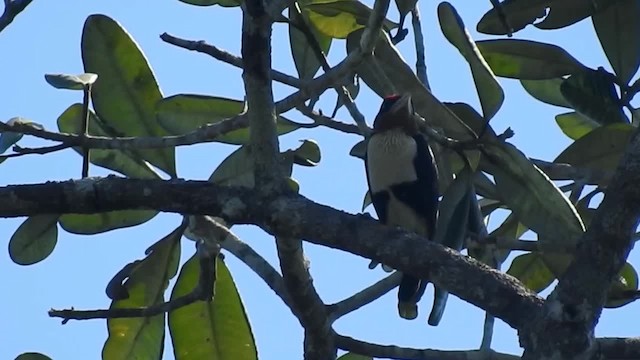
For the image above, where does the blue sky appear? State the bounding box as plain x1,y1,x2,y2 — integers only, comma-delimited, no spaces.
1,1,638,359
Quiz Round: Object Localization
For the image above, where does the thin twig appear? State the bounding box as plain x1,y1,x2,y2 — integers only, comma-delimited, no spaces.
0,143,71,159
295,106,362,135
327,271,402,322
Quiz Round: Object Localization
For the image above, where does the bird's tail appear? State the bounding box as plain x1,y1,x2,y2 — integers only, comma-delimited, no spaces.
427,286,449,326
397,274,427,320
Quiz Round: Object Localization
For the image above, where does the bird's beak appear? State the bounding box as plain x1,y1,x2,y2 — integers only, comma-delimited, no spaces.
390,94,413,117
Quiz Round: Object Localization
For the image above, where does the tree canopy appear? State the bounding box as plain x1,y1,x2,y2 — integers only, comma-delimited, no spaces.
1,0,640,359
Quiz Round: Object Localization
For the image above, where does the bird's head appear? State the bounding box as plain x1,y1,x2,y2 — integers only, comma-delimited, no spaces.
372,94,418,134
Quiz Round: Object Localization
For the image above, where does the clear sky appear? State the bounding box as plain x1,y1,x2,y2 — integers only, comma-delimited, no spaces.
1,1,638,359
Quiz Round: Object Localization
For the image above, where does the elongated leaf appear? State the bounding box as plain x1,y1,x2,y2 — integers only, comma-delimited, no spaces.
476,39,585,79
58,104,160,179
289,2,332,80
560,69,628,125
305,0,397,39
476,0,547,35
9,214,59,265
59,210,158,235
178,0,239,7
506,253,555,293
102,228,182,360
82,14,176,177
555,111,600,140
169,256,257,360
593,0,640,84
438,2,504,120
346,29,475,139
44,73,97,90
535,0,612,30
433,166,472,251
520,78,571,108
394,0,417,19
445,102,497,138
555,124,633,185
156,95,299,144
483,142,585,248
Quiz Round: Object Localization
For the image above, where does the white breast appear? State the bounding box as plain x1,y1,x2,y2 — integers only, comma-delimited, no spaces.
366,129,418,193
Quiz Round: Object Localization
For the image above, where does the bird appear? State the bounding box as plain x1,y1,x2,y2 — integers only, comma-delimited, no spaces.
365,94,444,324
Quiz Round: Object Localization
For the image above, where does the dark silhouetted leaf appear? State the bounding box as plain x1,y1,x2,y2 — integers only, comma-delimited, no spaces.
169,256,257,360
593,0,640,84
44,73,97,90
555,124,633,185
209,146,296,188
15,353,53,360
520,78,571,108
9,215,59,265
507,253,555,293
290,2,332,80
59,210,158,235
438,2,504,120
338,353,373,360
434,166,472,251
535,0,612,30
476,0,547,35
293,139,321,166
483,142,585,247
82,15,176,177
477,39,585,79
156,95,299,144
560,69,628,125
394,0,417,19
555,111,600,140
606,262,639,308
102,228,181,359
306,0,397,39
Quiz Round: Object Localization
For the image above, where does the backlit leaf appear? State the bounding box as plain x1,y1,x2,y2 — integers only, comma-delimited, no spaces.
555,111,600,140
9,215,59,265
306,0,397,39
520,78,571,108
506,253,555,293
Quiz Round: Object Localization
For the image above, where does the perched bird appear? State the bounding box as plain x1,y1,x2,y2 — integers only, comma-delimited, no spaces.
365,94,443,324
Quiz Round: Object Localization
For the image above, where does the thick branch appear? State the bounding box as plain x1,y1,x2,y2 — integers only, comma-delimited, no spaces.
335,335,520,360
0,0,33,33
521,130,640,358
0,177,543,330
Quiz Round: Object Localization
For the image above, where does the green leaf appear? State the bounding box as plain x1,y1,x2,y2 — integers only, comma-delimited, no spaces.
433,166,472,251
476,39,585,79
606,262,639,308
483,142,585,248
209,146,295,188
178,0,240,7
593,0,640,84
293,139,321,166
8,215,59,266
44,73,97,90
438,2,504,120
506,253,555,293
156,95,299,144
102,228,182,360
82,14,176,177
349,139,367,160
476,0,547,35
362,190,372,211
59,210,158,235
337,353,372,360
445,102,497,138
169,256,257,360
58,104,161,179
520,78,571,108
15,353,53,360
534,0,611,30
305,0,397,39
346,29,476,140
555,111,601,140
555,124,633,185
289,2,332,80
560,69,628,125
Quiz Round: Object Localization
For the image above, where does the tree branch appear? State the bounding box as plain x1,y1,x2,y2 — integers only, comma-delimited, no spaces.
521,129,640,357
160,32,303,89
327,272,401,322
0,0,33,33
335,334,521,360
0,176,544,331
